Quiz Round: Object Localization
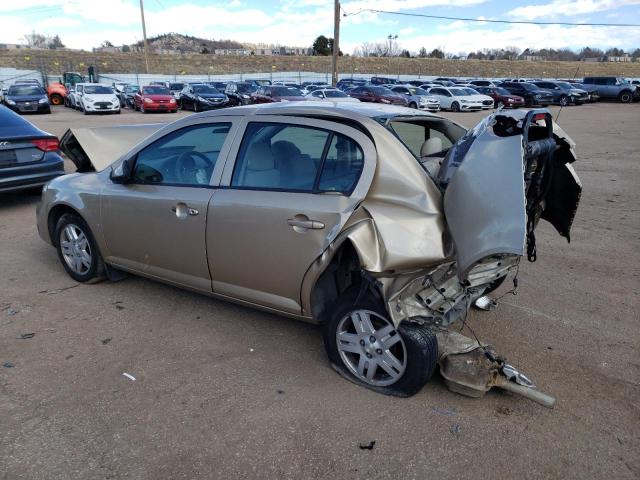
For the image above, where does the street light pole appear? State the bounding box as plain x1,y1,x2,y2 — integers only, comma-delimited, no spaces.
139,0,150,74
331,0,340,86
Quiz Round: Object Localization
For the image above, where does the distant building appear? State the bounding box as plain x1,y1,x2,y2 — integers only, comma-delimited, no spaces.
581,57,602,62
93,46,122,53
607,55,631,62
214,48,251,56
0,43,24,50
522,55,543,61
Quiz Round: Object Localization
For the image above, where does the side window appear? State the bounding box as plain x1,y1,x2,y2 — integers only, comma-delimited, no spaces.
318,134,364,193
594,78,607,85
605,78,616,85
133,123,231,186
231,122,363,194
389,121,454,158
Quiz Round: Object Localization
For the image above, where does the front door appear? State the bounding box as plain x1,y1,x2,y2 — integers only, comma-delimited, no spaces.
101,121,234,292
208,117,375,314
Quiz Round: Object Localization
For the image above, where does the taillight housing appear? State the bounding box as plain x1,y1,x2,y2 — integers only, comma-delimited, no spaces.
31,138,59,152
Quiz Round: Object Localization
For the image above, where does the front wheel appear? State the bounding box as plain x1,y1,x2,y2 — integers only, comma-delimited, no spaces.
193,101,199,112
497,101,505,109
559,95,569,106
409,102,417,109
54,213,105,283
50,94,63,106
450,101,460,112
323,289,438,396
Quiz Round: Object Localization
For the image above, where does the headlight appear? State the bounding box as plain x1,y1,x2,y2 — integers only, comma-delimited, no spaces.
38,97,49,104
242,94,250,99
197,96,207,102
6,99,15,105
460,99,469,103
419,97,427,103
85,97,94,103
169,98,176,103
534,94,541,98
144,97,153,103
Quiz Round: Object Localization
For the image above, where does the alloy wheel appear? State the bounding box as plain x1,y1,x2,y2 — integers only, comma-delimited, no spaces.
336,310,407,387
59,224,92,275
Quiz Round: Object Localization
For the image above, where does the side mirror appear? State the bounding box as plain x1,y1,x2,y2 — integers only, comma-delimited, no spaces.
110,158,133,184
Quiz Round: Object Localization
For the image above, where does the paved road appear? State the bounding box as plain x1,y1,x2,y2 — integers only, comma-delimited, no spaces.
1,104,638,479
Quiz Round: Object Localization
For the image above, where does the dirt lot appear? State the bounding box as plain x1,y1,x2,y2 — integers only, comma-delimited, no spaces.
1,103,639,480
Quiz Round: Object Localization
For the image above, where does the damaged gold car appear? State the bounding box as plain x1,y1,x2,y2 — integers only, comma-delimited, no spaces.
36,103,581,396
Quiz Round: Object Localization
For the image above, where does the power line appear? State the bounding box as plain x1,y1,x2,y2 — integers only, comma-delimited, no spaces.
343,8,640,27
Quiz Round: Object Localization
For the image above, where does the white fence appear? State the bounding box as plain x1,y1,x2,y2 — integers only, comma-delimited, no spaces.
0,67,44,87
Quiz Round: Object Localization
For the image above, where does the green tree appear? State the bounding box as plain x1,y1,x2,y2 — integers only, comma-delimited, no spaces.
48,35,65,49
312,35,331,56
429,48,444,59
418,47,427,58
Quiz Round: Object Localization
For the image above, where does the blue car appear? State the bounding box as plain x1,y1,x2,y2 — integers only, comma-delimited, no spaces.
3,84,51,114
0,106,64,193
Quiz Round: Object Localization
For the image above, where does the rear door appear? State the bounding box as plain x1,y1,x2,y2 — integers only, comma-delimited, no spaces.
208,116,376,314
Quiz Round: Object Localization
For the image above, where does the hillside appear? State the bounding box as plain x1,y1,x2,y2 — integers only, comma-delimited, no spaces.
1,49,639,79
131,33,243,54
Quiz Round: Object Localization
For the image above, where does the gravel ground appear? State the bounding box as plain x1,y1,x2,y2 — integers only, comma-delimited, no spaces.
1,103,638,480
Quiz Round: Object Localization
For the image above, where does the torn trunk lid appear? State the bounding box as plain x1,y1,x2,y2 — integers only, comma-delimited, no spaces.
59,124,165,172
439,109,581,280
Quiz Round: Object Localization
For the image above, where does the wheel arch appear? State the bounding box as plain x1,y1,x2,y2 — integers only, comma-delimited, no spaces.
47,204,85,247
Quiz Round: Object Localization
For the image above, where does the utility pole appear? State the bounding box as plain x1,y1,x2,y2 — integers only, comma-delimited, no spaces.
331,0,340,86
139,0,150,74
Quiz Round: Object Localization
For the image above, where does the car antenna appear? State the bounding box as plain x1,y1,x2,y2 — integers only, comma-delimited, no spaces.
557,65,580,123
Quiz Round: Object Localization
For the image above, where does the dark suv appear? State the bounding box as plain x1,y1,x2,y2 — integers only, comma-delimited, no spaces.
370,76,398,85
531,81,588,106
499,82,554,107
582,77,638,103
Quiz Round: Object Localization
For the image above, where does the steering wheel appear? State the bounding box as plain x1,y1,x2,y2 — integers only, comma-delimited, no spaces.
174,150,213,185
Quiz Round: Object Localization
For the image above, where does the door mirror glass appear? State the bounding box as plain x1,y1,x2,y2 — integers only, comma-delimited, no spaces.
110,158,133,184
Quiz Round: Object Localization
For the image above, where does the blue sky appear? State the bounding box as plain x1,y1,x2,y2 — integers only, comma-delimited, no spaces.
2,0,639,54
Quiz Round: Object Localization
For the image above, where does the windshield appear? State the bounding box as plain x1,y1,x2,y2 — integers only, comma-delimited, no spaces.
324,90,347,98
463,88,479,95
521,83,539,91
371,86,394,95
408,87,429,95
495,87,510,95
8,85,43,96
193,85,219,94
450,89,468,96
556,82,573,89
236,84,256,93
84,85,113,95
125,85,140,93
143,87,171,95
272,86,302,96
169,83,184,90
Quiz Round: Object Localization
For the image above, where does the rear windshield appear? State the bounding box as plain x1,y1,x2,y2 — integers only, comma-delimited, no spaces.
371,86,393,95
169,83,184,90
272,86,302,96
324,90,347,98
8,85,44,96
84,85,113,94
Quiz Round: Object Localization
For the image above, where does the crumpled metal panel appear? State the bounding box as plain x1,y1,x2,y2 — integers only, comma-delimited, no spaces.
443,121,527,279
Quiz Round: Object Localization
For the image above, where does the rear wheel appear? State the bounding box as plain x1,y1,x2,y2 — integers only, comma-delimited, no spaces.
619,91,632,103
323,288,438,396
450,101,460,112
50,94,63,106
54,213,105,283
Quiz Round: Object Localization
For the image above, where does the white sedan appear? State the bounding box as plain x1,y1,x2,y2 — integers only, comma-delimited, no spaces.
426,86,485,112
305,88,359,102
460,87,495,109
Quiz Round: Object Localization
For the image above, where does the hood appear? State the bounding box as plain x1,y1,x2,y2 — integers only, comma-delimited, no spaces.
84,93,118,101
59,124,165,172
277,95,306,101
144,94,175,101
7,94,47,102
197,93,226,100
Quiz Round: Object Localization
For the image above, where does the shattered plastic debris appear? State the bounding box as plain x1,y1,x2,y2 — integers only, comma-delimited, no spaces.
4,307,18,316
17,333,35,339
101,338,112,345
474,295,497,311
431,407,457,417
450,424,462,436
122,372,136,381
3,362,15,368
358,441,376,450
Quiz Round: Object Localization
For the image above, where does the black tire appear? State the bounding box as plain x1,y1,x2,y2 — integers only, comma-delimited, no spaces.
323,288,438,397
409,102,417,109
54,213,105,284
50,94,63,106
559,95,569,106
618,91,632,103
140,103,145,113
450,101,460,112
193,101,199,112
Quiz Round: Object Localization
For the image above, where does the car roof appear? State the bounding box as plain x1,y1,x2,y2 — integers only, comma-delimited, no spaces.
0,105,50,138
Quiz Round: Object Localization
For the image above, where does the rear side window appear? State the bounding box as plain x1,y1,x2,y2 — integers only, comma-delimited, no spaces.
231,122,363,194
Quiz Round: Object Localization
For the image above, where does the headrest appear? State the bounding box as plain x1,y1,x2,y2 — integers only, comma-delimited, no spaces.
246,142,274,171
420,137,443,157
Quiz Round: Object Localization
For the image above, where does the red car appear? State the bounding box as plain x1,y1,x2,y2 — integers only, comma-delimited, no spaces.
347,85,408,106
250,85,306,104
133,85,178,113
475,86,525,109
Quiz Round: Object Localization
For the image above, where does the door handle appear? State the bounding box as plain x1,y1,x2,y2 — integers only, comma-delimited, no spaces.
172,203,199,219
287,218,325,230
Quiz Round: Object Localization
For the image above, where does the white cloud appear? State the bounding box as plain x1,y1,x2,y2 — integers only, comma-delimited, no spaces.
508,0,640,20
